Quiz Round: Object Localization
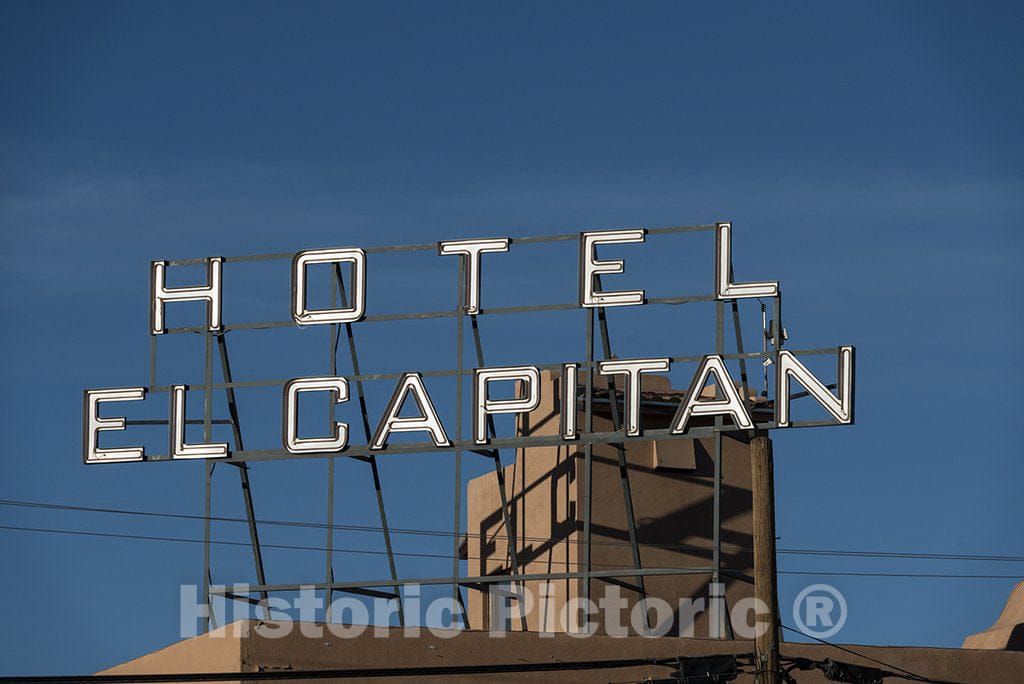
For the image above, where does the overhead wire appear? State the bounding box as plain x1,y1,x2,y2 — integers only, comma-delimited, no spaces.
0,497,1001,682
0,523,1021,581
0,655,684,683
780,624,964,684
3,497,1023,566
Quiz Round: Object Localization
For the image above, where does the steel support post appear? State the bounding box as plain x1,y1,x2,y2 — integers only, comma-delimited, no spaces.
712,297,728,638
325,281,338,621
469,314,528,631
452,257,465,624
334,265,404,626
202,330,214,633
580,306,594,632
594,299,650,634
215,334,270,620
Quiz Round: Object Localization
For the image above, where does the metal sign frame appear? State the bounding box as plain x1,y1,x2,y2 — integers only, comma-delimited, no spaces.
82,222,855,633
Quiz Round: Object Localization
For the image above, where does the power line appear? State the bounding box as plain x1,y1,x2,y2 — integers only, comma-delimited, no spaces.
3,497,1023,565
0,655,684,683
0,523,447,562
0,522,594,568
0,500,1003,681
0,517,972,684
0,497,724,554
780,624,963,684
775,570,1021,580
0,651,956,684
777,547,1024,563
1,523,1021,581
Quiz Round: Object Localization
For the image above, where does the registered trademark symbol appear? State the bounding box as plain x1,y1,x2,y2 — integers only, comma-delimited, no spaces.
793,583,848,640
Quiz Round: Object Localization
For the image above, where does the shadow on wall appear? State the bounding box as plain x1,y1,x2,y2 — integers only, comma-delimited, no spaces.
465,371,758,637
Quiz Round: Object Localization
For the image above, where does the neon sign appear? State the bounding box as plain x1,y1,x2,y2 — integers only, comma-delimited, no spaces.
82,222,854,464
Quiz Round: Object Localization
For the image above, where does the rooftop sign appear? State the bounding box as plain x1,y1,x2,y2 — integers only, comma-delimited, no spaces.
82,222,854,465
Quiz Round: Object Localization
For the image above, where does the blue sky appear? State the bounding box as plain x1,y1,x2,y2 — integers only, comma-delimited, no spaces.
1,0,1022,675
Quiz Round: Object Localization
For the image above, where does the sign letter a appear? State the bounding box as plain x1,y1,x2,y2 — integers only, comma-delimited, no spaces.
371,373,451,449
670,355,754,434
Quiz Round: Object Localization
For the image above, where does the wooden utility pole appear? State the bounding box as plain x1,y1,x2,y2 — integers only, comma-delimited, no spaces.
751,432,781,682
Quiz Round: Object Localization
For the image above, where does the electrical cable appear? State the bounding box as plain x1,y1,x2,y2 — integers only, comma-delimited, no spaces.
780,624,963,684
3,498,1022,565
0,655,683,683
0,523,1021,581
